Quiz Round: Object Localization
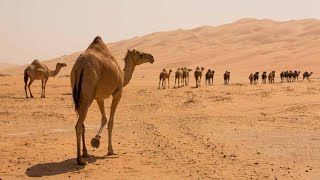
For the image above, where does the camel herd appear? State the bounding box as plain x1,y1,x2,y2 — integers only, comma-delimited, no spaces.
249,70,313,85
159,68,314,89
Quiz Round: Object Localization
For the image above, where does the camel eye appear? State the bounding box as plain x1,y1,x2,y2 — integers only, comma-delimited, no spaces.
139,54,143,58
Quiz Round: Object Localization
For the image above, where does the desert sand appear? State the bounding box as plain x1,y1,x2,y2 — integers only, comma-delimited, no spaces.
0,19,320,179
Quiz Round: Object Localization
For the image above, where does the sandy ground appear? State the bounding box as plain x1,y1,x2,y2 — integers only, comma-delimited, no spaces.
0,74,319,179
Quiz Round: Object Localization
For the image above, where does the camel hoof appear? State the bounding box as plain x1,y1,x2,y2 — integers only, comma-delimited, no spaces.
77,158,87,166
91,138,100,148
107,152,117,156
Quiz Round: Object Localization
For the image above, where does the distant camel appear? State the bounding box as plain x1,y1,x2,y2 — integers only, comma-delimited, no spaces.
303,72,313,80
70,36,154,165
262,72,267,84
293,71,301,82
268,71,275,83
194,67,205,88
182,67,192,86
280,71,285,83
205,69,215,85
174,68,183,88
288,71,294,82
224,71,230,85
158,69,172,89
249,73,254,85
24,60,67,98
253,72,259,85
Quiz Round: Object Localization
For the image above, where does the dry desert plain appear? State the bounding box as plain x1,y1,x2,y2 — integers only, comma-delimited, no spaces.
0,18,320,179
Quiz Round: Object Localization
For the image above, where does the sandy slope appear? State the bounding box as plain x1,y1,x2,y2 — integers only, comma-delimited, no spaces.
0,75,319,179
2,18,320,78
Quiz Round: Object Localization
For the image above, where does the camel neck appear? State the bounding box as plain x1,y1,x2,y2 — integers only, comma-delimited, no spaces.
49,67,61,77
123,52,135,87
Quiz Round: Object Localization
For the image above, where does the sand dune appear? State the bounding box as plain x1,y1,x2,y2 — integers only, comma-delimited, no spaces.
2,18,320,81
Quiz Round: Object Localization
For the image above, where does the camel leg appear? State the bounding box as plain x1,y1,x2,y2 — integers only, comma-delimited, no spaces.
82,124,89,158
107,90,122,156
158,78,161,89
75,102,91,165
28,78,35,98
174,78,176,88
24,77,29,98
41,79,45,98
43,78,48,98
168,78,170,89
163,79,166,89
91,100,107,150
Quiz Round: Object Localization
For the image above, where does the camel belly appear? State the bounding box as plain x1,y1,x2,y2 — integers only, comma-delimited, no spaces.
94,73,123,100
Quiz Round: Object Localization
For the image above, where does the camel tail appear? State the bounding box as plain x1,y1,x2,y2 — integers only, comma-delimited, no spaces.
24,69,28,84
73,69,84,113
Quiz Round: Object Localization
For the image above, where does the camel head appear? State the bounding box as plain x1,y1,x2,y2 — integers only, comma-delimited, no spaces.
201,67,205,71
56,63,67,69
188,69,192,72
129,49,154,65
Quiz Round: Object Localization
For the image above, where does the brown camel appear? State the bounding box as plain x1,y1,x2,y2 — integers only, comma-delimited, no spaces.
174,68,183,88
253,72,259,85
70,36,154,165
262,72,267,84
303,72,313,80
224,71,231,85
268,71,275,83
194,67,204,88
182,67,192,86
158,69,172,89
24,60,66,98
205,69,215,85
293,71,301,81
249,73,254,85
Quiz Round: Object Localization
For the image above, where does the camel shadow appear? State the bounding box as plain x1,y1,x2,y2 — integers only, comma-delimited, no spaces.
25,155,114,177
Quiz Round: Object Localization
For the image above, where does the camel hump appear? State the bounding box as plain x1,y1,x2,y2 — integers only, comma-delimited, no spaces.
31,59,41,65
93,36,102,43
31,59,47,70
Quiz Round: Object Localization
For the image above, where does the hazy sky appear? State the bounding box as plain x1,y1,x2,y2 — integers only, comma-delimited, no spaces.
0,0,319,64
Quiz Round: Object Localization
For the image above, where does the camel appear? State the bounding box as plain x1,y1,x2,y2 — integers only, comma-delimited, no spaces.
303,71,313,80
205,69,215,85
24,60,66,98
224,71,230,85
253,72,259,85
174,68,183,88
158,69,172,89
70,36,154,165
293,71,301,82
262,72,267,84
280,71,285,83
288,71,294,82
268,71,275,84
249,73,254,85
182,67,192,86
194,67,205,88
